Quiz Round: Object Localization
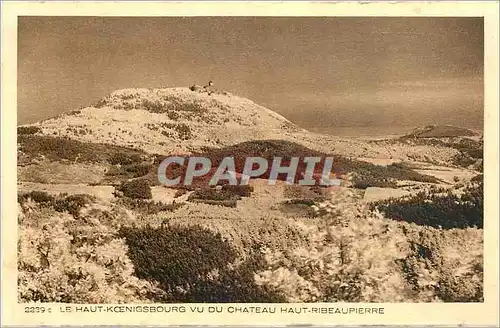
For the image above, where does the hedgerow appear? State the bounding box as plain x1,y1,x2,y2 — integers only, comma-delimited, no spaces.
18,191,96,218
17,126,41,135
117,198,184,215
117,179,152,199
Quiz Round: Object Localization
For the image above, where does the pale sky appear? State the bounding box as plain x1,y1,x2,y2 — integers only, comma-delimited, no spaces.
18,17,483,131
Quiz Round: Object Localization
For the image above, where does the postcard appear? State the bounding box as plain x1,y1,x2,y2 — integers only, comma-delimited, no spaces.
1,1,498,327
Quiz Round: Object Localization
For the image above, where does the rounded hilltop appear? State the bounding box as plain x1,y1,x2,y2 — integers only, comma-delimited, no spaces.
28,87,303,154
403,124,479,139
19,87,479,164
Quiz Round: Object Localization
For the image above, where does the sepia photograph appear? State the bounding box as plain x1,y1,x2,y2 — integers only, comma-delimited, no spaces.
2,1,499,327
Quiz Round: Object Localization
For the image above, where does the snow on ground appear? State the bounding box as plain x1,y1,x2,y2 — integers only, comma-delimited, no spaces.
414,167,479,184
18,182,116,200
362,187,412,203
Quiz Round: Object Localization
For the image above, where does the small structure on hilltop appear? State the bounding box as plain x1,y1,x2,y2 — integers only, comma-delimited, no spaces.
189,84,203,92
189,80,215,95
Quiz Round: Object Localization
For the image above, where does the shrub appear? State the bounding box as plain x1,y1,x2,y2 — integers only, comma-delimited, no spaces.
162,96,205,113
255,196,483,303
68,109,82,115
451,138,483,158
183,247,286,303
188,189,228,202
352,175,397,189
120,93,136,100
142,100,166,113
18,202,154,303
174,189,188,198
188,185,253,203
383,163,438,183
18,192,96,218
255,210,404,302
120,225,284,302
93,98,108,108
117,179,152,199
167,111,180,120
285,199,316,206
394,135,483,169
18,191,54,204
281,121,299,131
104,165,123,177
350,162,438,189
123,102,135,110
471,174,483,183
452,152,476,168
123,163,152,178
221,185,254,197
52,194,96,217
279,200,318,218
189,199,238,208
118,198,184,215
18,135,147,164
172,123,192,140
451,138,483,170
371,182,483,229
142,97,205,115
198,140,436,186
165,140,436,189
284,185,327,201
120,224,236,300
395,227,483,302
109,152,143,166
17,126,41,135
156,123,192,140
466,148,483,159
